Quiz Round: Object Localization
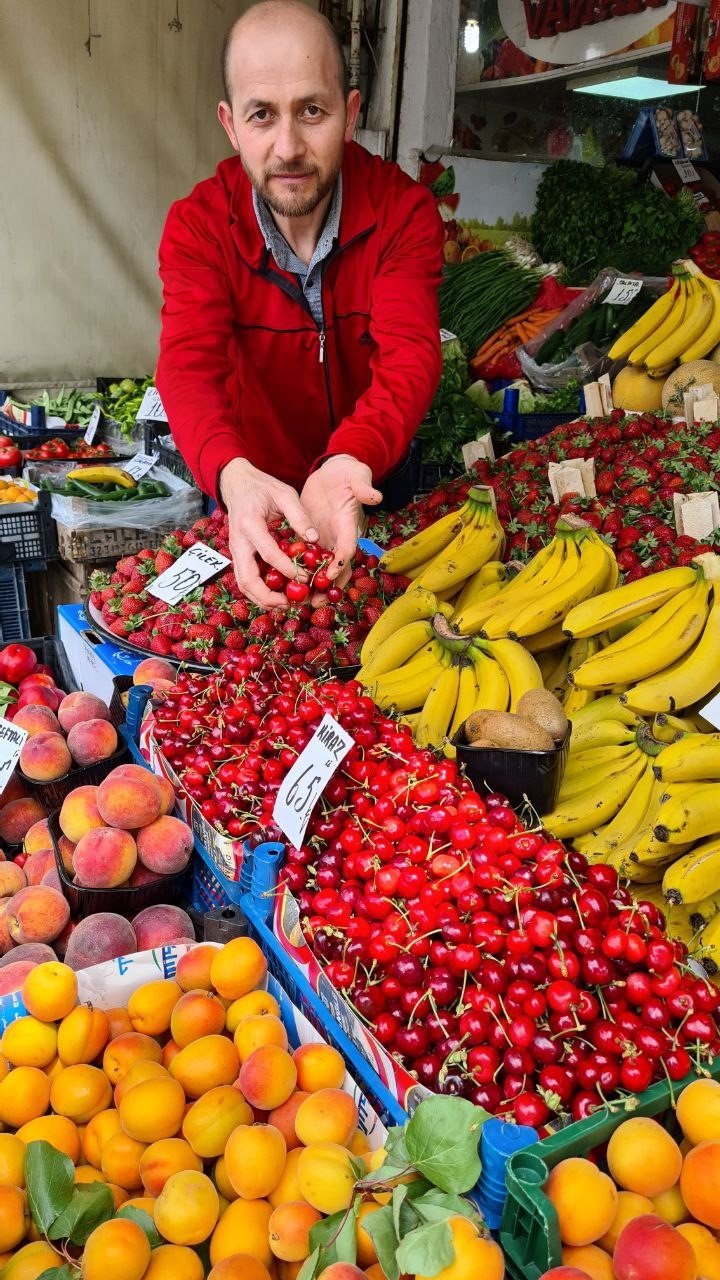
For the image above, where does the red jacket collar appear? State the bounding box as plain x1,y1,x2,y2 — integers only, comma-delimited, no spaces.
227,140,377,268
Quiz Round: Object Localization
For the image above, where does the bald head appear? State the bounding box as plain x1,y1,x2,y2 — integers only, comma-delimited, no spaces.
221,1,350,105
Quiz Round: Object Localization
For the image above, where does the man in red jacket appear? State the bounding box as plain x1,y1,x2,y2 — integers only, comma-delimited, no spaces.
157,0,443,607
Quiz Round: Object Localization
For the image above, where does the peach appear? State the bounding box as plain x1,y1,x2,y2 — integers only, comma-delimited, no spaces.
171,989,227,1047
57,1004,110,1065
50,1064,113,1124
296,1142,356,1215
0,860,26,896
239,1045,297,1111
96,765,162,829
23,817,53,856
132,903,195,950
0,961,36,997
67,719,118,768
0,773,28,807
22,959,78,1021
41,865,62,893
169,1034,239,1098
58,834,76,874
0,1064,51,1127
680,1140,720,1228
59,785,104,843
0,796,47,845
293,1044,346,1093
73,826,137,889
156,774,176,816
133,658,177,692
269,1201,322,1262
136,814,193,874
209,1199,273,1268
210,936,267,1000
24,848,55,886
544,1158,618,1247
82,1215,151,1280
226,989,281,1033
224,1124,287,1199
127,978,181,1036
118,1075,186,1143
295,1089,358,1148
182,1085,253,1158
103,1031,162,1084
100,1131,148,1190
64,912,137,971
613,1214,696,1280
176,943,219,992
19,732,72,782
16,1114,81,1164
269,1092,310,1151
0,941,54,969
154,1169,220,1246
139,1137,203,1197
13,703,61,737
0,901,12,957
607,1117,682,1198
57,691,111,733
7,885,70,944
127,865,163,887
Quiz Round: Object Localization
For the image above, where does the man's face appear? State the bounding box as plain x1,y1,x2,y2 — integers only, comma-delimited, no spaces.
219,22,360,219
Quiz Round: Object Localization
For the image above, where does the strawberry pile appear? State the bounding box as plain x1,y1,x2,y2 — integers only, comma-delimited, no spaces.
368,410,719,578
89,506,405,668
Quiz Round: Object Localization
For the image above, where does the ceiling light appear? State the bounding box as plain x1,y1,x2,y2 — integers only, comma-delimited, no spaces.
569,66,704,98
463,19,480,54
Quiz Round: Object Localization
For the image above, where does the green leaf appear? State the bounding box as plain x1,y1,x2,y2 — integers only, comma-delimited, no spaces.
307,1203,358,1269
356,1129,412,1188
25,1141,74,1235
405,1098,487,1193
411,1187,484,1227
363,1205,400,1280
116,1205,163,1248
392,1184,408,1238
297,1247,322,1280
396,1220,454,1277
48,1183,114,1245
333,1197,359,1264
36,1268,77,1280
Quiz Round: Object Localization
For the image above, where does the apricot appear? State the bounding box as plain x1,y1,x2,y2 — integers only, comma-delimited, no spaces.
8,885,69,945
139,1137,202,1196
103,1031,162,1083
132,903,195,951
235,1013,289,1064
613,1214,696,1280
162,1038,180,1068
0,1239,62,1280
677,1077,720,1146
14,704,61,737
171,989,227,1047
269,1200,322,1261
318,1270,367,1280
106,1006,133,1039
210,935,267,1000
176,944,218,992
681,1139,720,1228
598,1190,654,1253
57,1004,109,1065
100,1131,147,1190
137,814,193,874
182,1084,253,1158
560,1244,614,1279
119,1075,186,1143
81,1216,151,1280
208,1257,272,1280
0,960,48,996
24,849,55,886
268,1147,306,1209
0,862,27,896
357,1201,381,1266
127,977,181,1037
16,1115,81,1164
19,732,72,782
297,1142,356,1215
293,1043,346,1093
22,960,77,1022
226,989,281,1033
0,1065,50,1127
607,1117,682,1198
82,1108,122,1167
224,1123,287,1200
155,1169,220,1245
59,785,104,843
3,1015,57,1068
545,1158,618,1247
169,1034,239,1098
97,765,162,830
0,797,47,846
58,691,111,733
677,1222,720,1279
0,1187,30,1253
239,1044,297,1111
652,1181,688,1226
65,912,137,971
74,826,137,890
143,1243,204,1280
113,1059,169,1108
209,1199,273,1268
0,1134,26,1187
74,1164,107,1185
269,1091,310,1151
67,718,118,767
51,1063,113,1123
417,1217,505,1280
295,1089,358,1148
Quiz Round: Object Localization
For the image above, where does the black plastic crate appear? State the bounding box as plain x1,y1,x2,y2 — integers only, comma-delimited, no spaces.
48,811,186,920
0,561,30,643
0,489,57,564
143,423,195,487
22,636,77,693
0,410,88,451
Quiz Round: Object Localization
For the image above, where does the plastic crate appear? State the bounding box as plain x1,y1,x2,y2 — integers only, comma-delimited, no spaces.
0,489,57,563
0,560,30,643
190,837,244,912
21,635,77,693
500,1057,720,1280
0,409,89,451
487,408,579,443
143,423,195,487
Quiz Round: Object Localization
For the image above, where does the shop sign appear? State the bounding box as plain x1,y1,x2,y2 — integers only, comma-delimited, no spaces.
523,0,670,40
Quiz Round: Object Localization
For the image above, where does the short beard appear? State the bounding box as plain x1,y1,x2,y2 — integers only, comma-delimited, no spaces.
245,160,338,218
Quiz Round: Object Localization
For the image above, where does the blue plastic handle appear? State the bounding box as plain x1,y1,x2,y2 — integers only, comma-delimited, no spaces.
250,842,285,919
358,536,384,559
30,405,46,430
125,684,152,741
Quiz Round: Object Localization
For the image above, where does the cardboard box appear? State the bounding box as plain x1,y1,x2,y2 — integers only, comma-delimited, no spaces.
57,603,141,702
55,522,178,563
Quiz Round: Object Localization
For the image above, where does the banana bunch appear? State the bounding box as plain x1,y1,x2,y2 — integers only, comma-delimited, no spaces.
609,269,720,373
358,611,543,749
543,718,652,843
378,488,505,595
451,519,617,642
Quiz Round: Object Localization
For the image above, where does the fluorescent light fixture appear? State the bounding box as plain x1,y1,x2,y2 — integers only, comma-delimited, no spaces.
463,18,480,54
570,65,704,98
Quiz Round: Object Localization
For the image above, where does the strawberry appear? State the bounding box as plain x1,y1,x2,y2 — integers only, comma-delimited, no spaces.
292,633,315,653
223,630,246,651
108,617,135,637
172,641,197,662
160,617,186,641
116,555,140,578
309,626,333,646
310,605,336,628
220,570,239,593
120,595,147,619
186,623,218,643
155,548,177,574
305,644,332,669
207,609,233,629
88,590,104,610
231,600,250,623
248,614,275,639
362,604,383,627
350,574,378,597
150,634,174,655
596,471,615,496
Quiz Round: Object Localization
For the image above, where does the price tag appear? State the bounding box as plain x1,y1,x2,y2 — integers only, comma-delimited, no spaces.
123,452,159,482
699,689,720,731
84,405,102,445
273,714,354,850
603,278,643,307
439,329,458,344
0,718,28,794
136,386,168,423
147,542,231,606
462,434,495,469
673,158,701,184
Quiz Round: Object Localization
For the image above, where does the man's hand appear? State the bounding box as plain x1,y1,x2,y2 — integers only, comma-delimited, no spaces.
300,456,382,587
219,458,318,608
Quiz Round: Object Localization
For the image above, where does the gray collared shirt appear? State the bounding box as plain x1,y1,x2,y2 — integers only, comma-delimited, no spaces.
252,176,342,328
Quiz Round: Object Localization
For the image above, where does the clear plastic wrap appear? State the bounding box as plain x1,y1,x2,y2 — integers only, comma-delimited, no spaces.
24,462,202,531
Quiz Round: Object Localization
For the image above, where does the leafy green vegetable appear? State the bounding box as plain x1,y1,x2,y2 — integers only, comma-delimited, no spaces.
25,1141,74,1235
420,338,491,466
431,167,455,197
614,186,702,278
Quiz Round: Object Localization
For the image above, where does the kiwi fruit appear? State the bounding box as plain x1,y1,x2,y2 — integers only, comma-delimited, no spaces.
464,711,492,743
477,711,555,752
515,689,568,746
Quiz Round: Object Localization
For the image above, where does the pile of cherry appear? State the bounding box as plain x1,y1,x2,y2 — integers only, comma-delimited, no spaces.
151,655,720,1125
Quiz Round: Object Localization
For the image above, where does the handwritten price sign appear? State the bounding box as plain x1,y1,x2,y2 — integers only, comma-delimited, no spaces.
147,542,232,606
0,719,28,793
273,714,354,849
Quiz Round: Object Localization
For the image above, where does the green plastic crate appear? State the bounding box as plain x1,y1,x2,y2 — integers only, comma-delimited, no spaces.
500,1060,720,1280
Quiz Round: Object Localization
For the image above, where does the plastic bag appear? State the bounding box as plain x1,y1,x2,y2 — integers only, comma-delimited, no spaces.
25,462,202,531
518,268,670,390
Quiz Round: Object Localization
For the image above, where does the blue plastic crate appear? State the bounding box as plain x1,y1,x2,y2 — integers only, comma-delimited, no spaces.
191,838,244,911
0,562,30,643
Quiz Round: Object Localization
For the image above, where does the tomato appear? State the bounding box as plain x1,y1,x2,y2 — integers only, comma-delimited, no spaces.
0,644,37,684
0,445,22,468
0,435,14,448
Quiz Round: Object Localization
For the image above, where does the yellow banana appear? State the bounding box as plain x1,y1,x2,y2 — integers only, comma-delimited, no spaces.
681,274,720,362
687,892,720,931
545,645,573,702
646,277,714,374
360,586,439,665
559,750,642,801
365,641,450,711
624,586,720,714
579,583,696,659
457,538,567,637
663,903,698,947
563,566,699,639
653,713,697,744
663,836,720,905
452,561,506,615
563,684,594,715
568,693,643,731
449,660,481,741
578,761,656,856
357,620,434,683
570,718,637,752
563,743,640,780
65,465,136,488
653,733,720,784
607,280,680,361
543,755,646,839
629,277,687,366
525,623,568,654
475,637,543,712
654,784,720,847
509,533,611,640
378,507,467,576
694,911,720,978
414,662,461,749
468,647,510,713
481,539,577,640
415,508,505,594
